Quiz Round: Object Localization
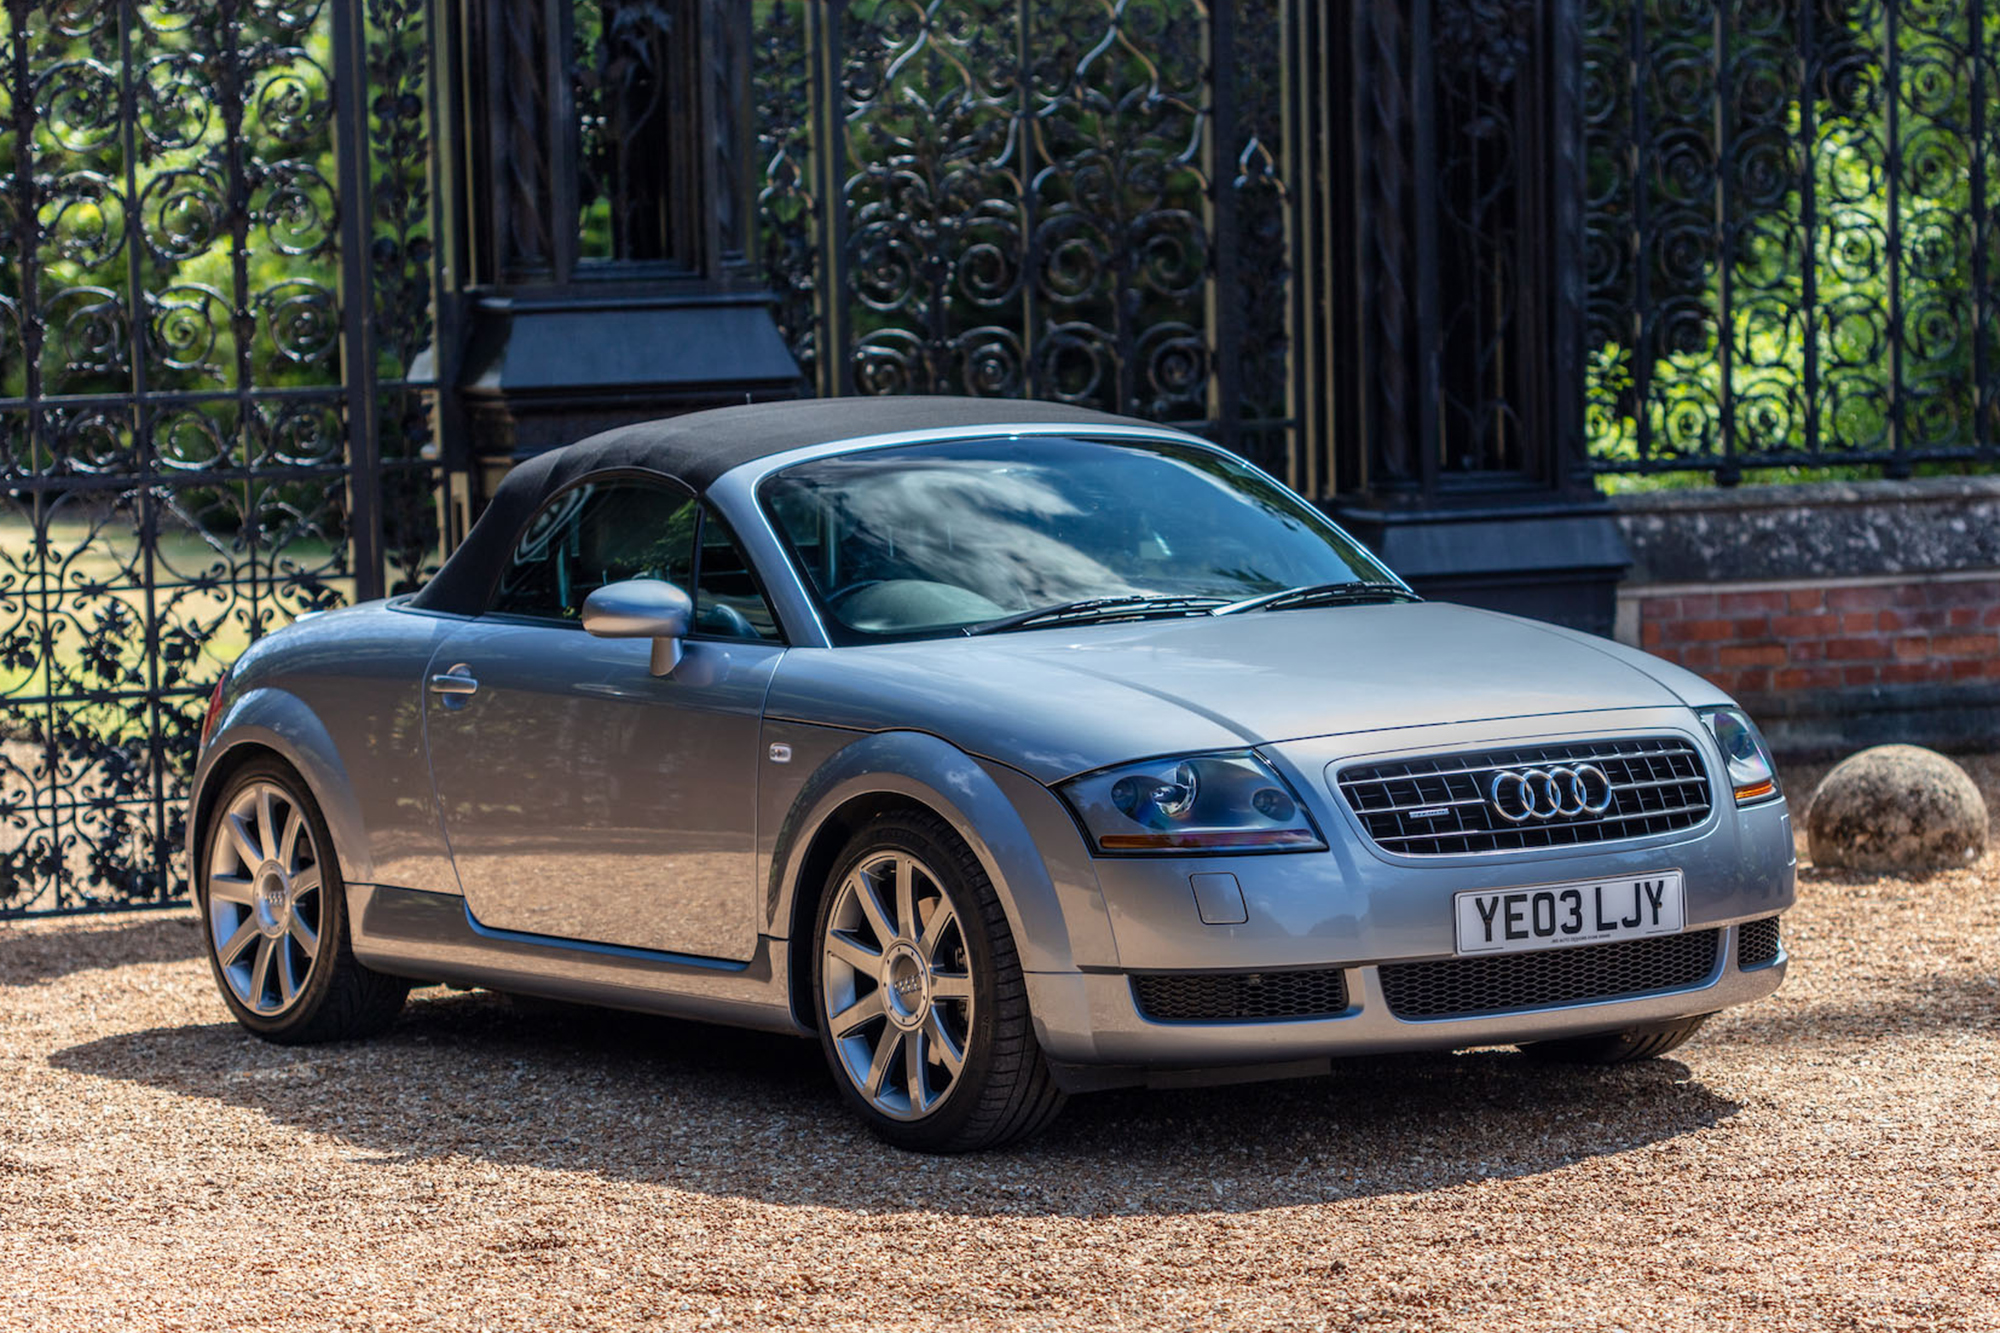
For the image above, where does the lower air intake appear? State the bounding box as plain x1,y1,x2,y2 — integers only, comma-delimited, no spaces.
1737,916,1782,969
1379,930,1720,1021
1132,969,1350,1023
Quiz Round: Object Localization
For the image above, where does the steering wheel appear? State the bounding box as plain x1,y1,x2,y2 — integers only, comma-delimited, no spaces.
696,600,760,639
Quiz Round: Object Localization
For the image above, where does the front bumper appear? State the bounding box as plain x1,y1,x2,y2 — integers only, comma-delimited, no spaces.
1026,919,1785,1079
1015,709,1797,1080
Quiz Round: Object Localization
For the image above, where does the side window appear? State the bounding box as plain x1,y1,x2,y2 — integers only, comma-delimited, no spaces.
490,479,697,621
693,507,782,642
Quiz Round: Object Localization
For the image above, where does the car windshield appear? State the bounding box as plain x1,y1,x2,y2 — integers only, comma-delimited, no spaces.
760,435,1396,641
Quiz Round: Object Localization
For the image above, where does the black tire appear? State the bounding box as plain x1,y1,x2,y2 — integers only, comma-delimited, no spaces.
198,756,409,1044
1518,1014,1710,1065
811,809,1065,1152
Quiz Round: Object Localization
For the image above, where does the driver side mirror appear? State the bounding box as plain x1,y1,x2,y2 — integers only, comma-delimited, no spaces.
581,578,693,676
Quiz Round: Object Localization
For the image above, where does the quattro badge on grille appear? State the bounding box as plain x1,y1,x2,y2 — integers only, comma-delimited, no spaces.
1487,764,1614,823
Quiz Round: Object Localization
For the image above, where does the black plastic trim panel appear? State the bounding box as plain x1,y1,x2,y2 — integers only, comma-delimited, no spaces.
1379,930,1721,1020
1132,969,1350,1023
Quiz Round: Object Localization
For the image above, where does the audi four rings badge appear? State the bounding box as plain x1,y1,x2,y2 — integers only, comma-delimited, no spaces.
1487,764,1615,822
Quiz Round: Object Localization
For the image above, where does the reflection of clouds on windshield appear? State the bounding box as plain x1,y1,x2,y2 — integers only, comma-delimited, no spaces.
1155,452,1305,525
769,438,1385,635
836,464,1141,609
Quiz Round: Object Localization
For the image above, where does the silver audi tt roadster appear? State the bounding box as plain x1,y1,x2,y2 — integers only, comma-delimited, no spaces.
190,399,1794,1151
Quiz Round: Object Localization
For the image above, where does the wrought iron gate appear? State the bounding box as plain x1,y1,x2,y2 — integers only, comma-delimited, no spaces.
747,0,1298,479
15,0,1998,917
3,0,1308,918
1585,0,2000,481
0,0,444,915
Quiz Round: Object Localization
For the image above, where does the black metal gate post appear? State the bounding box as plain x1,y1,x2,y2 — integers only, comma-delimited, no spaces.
1324,0,1630,634
332,0,386,603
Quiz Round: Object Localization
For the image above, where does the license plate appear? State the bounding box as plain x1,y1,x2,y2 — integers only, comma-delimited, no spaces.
1453,871,1685,956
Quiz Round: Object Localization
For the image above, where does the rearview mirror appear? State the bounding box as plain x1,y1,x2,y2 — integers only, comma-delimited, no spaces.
581,578,693,676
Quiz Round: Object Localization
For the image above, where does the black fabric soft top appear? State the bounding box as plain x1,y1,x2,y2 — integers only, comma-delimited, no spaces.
406,396,1154,615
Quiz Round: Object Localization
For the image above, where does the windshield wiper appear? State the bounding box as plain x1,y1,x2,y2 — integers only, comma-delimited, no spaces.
1212,581,1422,616
964,594,1229,636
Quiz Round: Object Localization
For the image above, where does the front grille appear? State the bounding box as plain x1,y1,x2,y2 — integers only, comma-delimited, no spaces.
1337,736,1713,856
1132,969,1350,1023
1738,915,1782,968
1379,930,1720,1020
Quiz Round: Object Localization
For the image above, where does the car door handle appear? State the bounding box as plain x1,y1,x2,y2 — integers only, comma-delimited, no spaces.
429,667,479,696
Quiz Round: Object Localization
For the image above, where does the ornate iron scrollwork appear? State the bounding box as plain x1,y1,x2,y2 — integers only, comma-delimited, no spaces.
0,0,443,915
575,0,689,265
1433,0,1535,477
1584,0,2000,479
749,0,1292,475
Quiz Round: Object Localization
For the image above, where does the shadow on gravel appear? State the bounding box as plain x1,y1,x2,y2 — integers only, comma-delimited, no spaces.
0,912,202,986
1726,970,2000,1045
53,987,1741,1217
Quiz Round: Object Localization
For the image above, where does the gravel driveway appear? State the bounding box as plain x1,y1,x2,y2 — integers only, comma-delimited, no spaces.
2,760,1996,1331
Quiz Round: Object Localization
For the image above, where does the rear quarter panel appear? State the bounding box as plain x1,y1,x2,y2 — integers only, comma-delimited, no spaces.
193,601,461,895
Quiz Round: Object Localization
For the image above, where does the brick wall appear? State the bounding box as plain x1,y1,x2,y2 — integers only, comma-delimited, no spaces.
1614,479,2000,755
1628,576,2000,708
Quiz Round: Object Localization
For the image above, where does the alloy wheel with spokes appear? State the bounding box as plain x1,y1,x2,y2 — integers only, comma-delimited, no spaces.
208,779,323,1016
820,850,975,1120
199,757,408,1044
811,810,1066,1152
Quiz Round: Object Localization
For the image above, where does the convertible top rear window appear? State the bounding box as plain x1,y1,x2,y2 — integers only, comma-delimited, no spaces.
761,435,1390,642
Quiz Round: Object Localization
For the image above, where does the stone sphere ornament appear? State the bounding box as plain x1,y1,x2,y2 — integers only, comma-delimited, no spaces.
1806,745,1989,873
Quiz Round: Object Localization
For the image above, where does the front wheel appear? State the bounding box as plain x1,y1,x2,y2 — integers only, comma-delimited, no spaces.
812,810,1064,1152
1518,1014,1710,1065
199,757,409,1044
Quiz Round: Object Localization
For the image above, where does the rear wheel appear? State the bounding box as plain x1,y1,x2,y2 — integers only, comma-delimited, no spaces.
1518,1014,1710,1065
812,810,1064,1152
200,757,409,1044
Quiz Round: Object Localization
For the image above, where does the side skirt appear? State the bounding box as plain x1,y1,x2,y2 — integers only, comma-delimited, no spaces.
348,884,809,1035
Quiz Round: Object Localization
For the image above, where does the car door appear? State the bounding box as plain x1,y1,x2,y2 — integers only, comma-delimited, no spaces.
423,474,785,960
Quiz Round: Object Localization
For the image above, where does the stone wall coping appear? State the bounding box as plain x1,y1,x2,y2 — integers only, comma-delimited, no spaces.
1612,475,2000,516
1617,567,2000,602
1613,475,2000,584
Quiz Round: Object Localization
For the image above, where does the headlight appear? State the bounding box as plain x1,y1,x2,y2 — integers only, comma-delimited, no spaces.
1058,752,1325,854
1701,706,1780,805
